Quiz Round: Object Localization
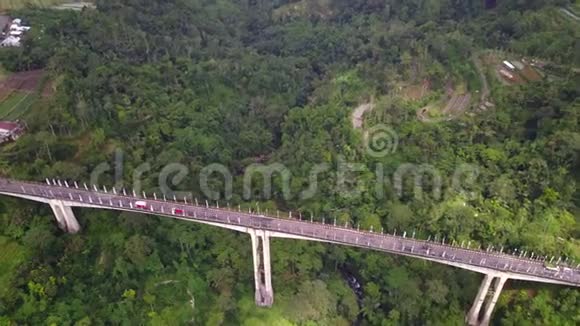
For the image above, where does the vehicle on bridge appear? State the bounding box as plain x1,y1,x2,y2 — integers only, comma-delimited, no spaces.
134,201,148,209
172,208,184,215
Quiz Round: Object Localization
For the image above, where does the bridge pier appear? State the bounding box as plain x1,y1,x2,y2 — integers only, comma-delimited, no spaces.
467,274,493,325
466,274,508,326
49,200,80,233
249,229,273,307
481,276,507,326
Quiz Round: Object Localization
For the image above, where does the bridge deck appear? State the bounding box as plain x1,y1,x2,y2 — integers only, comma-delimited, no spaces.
1,178,579,286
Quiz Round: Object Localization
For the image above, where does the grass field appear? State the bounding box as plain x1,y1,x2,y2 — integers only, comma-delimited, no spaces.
0,0,70,10
0,91,32,119
0,236,28,298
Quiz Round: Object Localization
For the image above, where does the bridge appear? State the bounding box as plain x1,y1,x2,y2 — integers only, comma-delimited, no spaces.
1,178,579,326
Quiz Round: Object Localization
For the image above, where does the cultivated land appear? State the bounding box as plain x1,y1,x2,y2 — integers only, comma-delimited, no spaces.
0,70,45,119
0,91,29,118
399,80,430,101
0,0,68,10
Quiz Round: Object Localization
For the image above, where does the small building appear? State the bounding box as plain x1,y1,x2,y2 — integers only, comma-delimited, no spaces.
503,61,515,70
10,21,31,32
0,121,25,144
1,18,30,48
1,36,21,47
499,69,515,80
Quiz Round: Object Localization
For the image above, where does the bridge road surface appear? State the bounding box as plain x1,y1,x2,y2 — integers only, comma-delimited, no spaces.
1,178,580,287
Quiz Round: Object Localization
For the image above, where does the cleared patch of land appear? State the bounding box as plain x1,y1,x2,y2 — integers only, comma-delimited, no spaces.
416,81,473,123
481,51,545,86
400,80,430,101
0,70,49,120
0,91,28,117
352,102,373,129
0,69,45,94
519,65,543,82
442,92,472,116
52,1,94,10
273,0,334,21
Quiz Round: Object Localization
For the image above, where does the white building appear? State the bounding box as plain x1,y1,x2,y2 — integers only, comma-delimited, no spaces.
503,61,515,70
1,18,30,48
0,121,25,144
1,36,21,47
10,25,30,32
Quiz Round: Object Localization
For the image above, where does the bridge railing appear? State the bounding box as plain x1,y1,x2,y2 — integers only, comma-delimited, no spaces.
2,177,580,283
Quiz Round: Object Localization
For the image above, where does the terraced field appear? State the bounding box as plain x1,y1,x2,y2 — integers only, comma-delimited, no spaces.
0,69,45,119
0,91,27,117
0,91,36,119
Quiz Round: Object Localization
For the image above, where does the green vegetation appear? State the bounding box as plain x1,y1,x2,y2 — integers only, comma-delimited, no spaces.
0,236,28,298
0,65,8,80
511,6,580,61
0,0,70,10
570,0,580,14
0,0,578,325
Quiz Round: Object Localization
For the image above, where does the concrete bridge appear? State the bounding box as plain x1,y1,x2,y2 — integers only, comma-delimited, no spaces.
0,178,579,325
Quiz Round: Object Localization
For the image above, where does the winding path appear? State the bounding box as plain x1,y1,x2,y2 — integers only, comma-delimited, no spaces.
352,103,373,129
560,7,580,21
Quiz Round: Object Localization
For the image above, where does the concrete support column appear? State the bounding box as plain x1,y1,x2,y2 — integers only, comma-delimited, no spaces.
466,274,493,326
49,200,80,233
249,228,273,307
480,276,507,326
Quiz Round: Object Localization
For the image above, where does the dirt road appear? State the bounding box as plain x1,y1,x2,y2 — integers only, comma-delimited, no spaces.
352,103,373,129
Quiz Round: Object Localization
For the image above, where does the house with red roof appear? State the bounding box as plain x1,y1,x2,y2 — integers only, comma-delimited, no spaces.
0,120,25,144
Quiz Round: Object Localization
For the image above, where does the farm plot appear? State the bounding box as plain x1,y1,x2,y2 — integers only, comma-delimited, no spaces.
0,91,28,118
0,70,46,119
0,91,37,119
0,0,68,10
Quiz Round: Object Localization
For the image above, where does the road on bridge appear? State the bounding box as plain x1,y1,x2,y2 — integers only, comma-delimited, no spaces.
1,178,580,287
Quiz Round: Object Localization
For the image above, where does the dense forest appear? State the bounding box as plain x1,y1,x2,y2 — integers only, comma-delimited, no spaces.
0,0,579,324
